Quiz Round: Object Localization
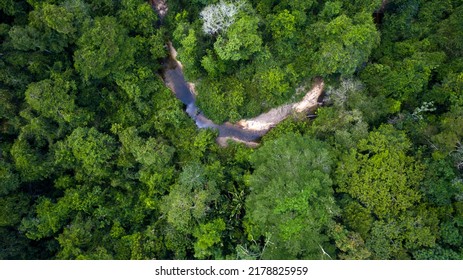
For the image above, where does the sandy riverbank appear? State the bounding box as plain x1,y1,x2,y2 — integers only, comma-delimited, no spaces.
236,79,325,132
164,41,325,147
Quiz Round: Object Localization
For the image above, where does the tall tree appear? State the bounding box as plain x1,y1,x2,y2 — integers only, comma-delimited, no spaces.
245,133,337,259
336,124,424,219
336,125,437,259
213,10,262,61
54,127,117,181
74,16,136,80
311,12,380,76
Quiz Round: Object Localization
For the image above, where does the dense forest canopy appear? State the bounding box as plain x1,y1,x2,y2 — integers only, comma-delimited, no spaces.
1,0,462,259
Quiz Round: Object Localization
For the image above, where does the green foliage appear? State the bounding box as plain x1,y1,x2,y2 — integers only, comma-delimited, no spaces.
0,0,26,16
435,5,463,59
117,126,175,195
178,28,202,80
10,138,53,182
196,77,246,123
262,117,310,142
214,14,262,61
342,200,373,239
320,1,342,19
337,125,424,219
312,12,380,76
361,52,446,101
2,0,463,261
8,1,89,52
366,220,408,259
366,212,437,259
256,66,290,99
329,223,371,260
55,214,94,259
0,227,44,260
25,71,77,123
268,9,296,39
118,127,174,168
201,50,227,78
41,3,78,35
431,105,463,159
422,159,463,206
335,124,441,259
118,0,158,36
20,196,71,240
193,218,226,259
54,127,117,181
414,246,462,260
245,133,336,259
0,193,30,227
0,161,20,195
74,16,136,80
160,162,219,232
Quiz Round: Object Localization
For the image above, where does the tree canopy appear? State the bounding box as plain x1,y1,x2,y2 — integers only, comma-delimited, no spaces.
1,0,463,260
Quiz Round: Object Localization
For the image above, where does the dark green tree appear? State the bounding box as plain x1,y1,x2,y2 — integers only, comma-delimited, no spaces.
74,16,136,80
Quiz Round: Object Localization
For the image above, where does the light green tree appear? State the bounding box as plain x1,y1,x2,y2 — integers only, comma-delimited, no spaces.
312,12,379,76
336,124,424,219
245,133,337,259
214,14,262,61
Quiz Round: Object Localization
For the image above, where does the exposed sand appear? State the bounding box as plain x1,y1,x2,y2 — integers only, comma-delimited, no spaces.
236,105,293,131
292,79,325,113
167,42,182,68
163,41,325,147
236,79,325,132
187,82,197,97
156,5,326,148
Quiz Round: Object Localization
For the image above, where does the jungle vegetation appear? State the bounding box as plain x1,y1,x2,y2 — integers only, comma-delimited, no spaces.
1,0,463,259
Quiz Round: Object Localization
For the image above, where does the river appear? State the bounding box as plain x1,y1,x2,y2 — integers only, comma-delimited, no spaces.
161,51,325,146
155,2,323,146
162,54,267,145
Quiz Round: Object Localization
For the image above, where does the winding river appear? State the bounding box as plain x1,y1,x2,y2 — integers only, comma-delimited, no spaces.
162,52,267,145
161,44,325,145
154,2,324,146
